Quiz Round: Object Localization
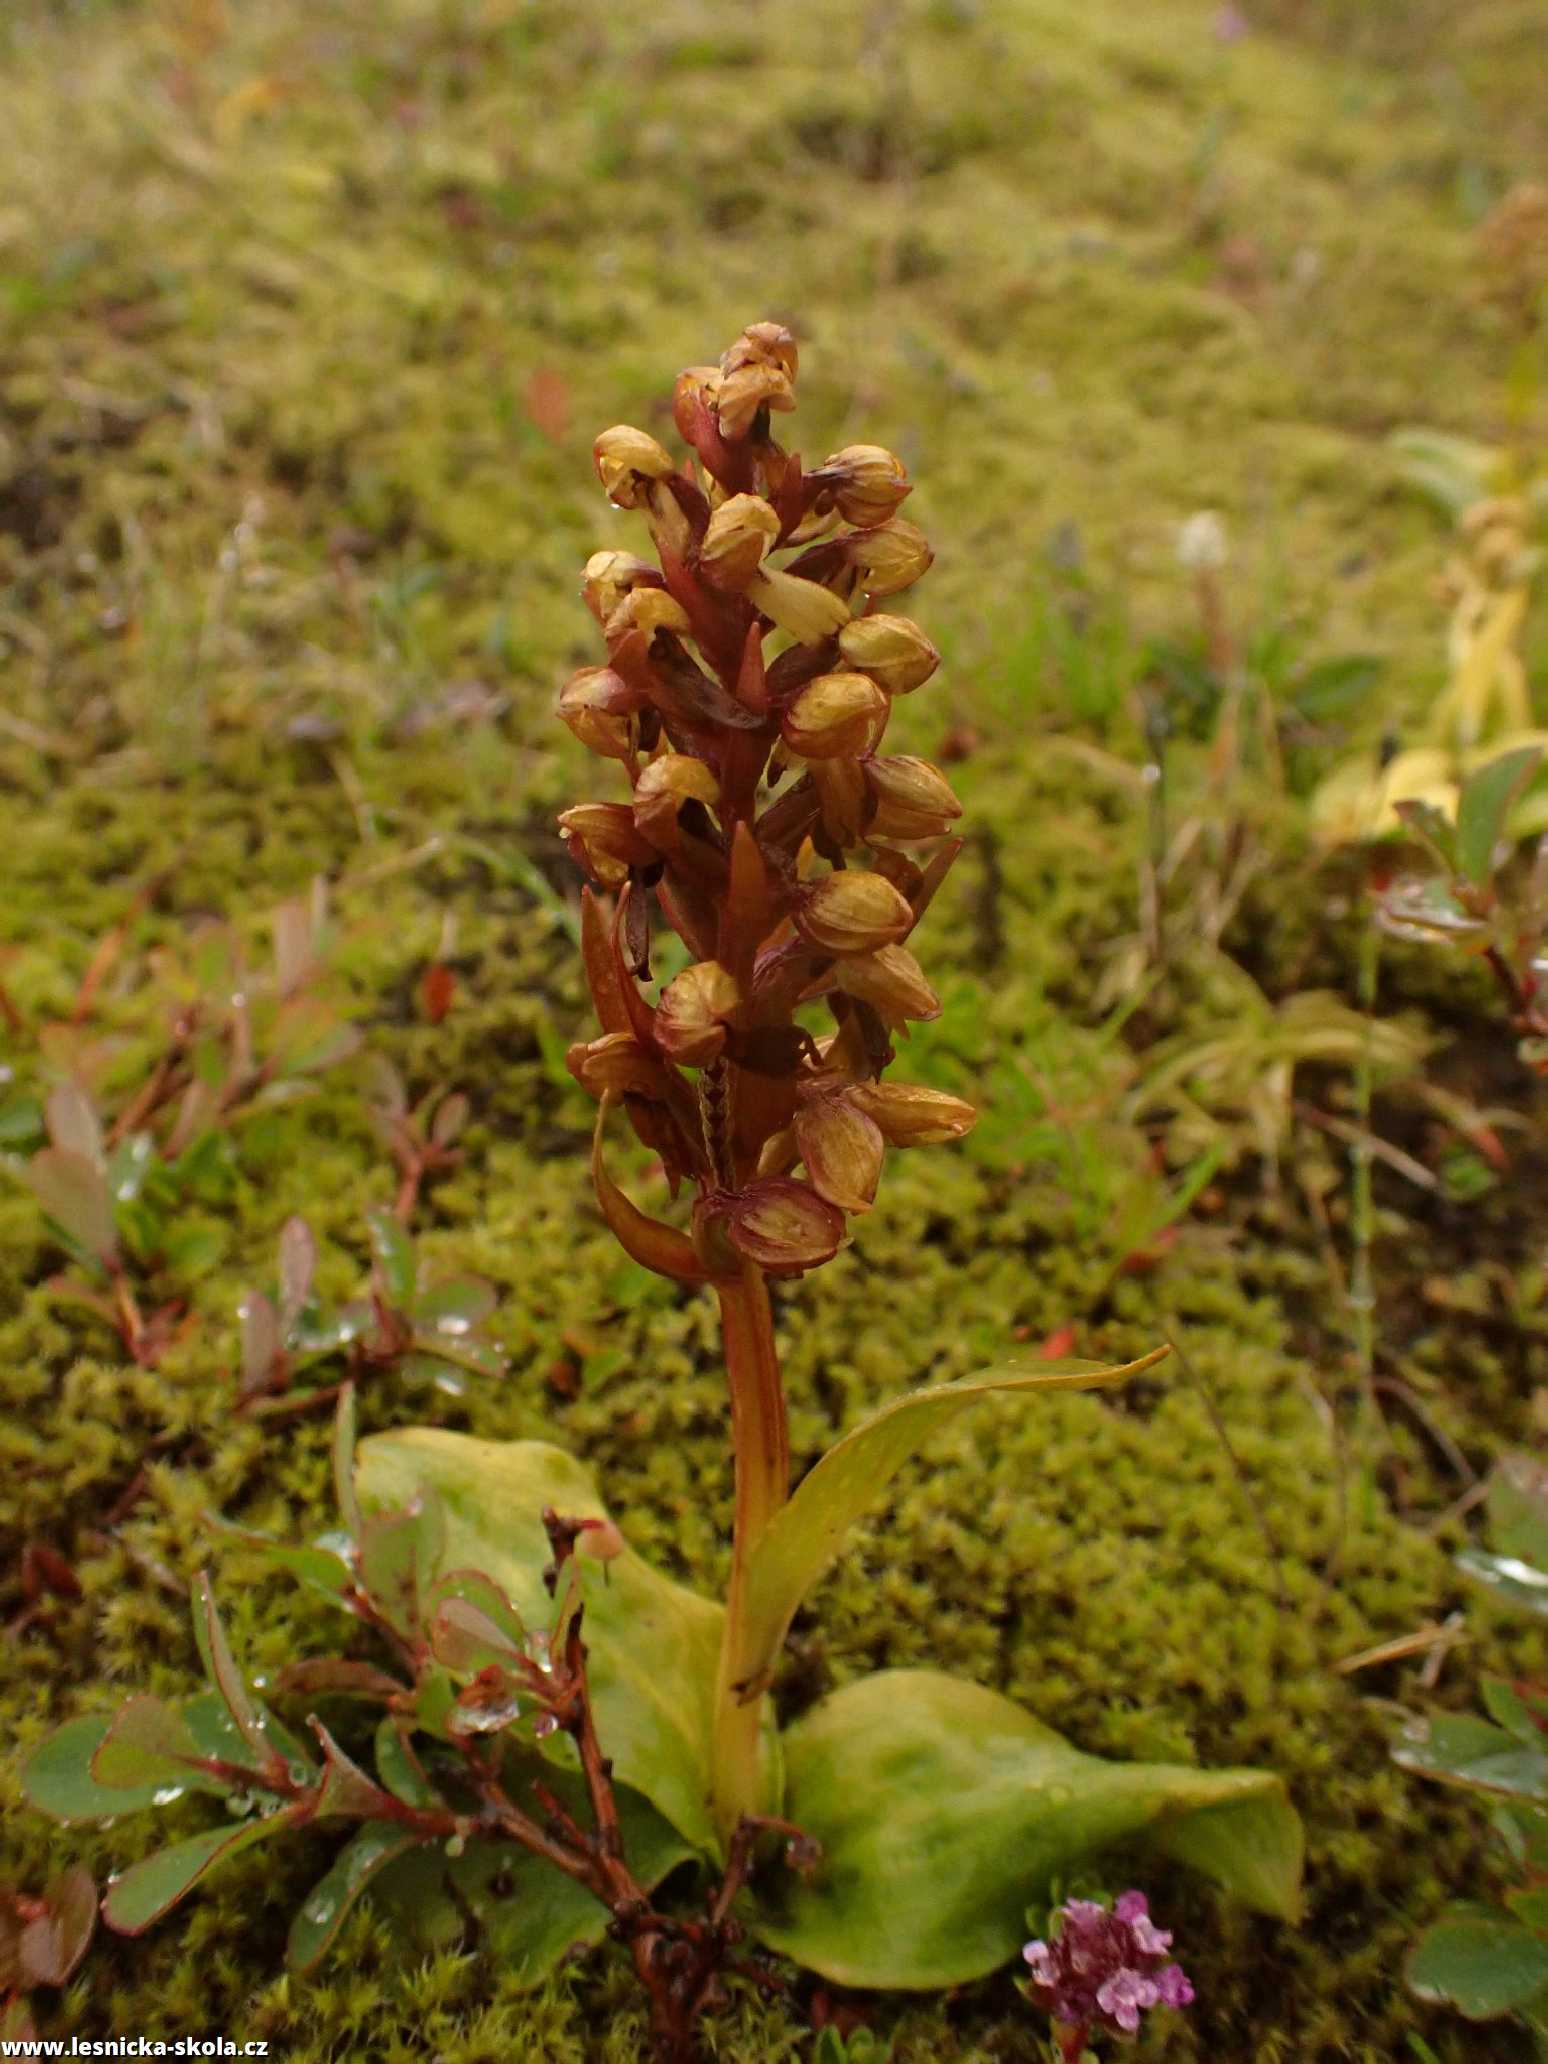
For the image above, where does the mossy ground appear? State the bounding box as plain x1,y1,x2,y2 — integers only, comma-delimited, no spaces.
3,1,1548,2057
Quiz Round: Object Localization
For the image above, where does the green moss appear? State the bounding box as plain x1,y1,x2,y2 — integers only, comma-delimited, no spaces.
2,0,1547,2058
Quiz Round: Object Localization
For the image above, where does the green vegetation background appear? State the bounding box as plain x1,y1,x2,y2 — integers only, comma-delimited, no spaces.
2,0,1547,2056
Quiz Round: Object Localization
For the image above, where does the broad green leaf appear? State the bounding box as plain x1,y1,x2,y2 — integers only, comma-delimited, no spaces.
1457,746,1541,885
1394,1713,1548,1802
366,1207,417,1308
369,1755,694,1985
25,1148,118,1265
1487,1455,1548,1571
736,1353,1166,1716
287,1823,424,1972
24,1714,169,1822
1507,1887,1548,1929
1407,1905,1548,2020
1392,798,1458,870
102,1809,301,1934
357,1429,756,1855
752,1669,1302,1989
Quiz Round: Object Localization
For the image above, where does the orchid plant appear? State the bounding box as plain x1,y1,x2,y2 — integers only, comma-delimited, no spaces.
25,326,1302,2059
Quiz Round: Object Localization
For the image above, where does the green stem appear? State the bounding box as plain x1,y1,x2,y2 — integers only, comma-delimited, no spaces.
710,1260,788,1846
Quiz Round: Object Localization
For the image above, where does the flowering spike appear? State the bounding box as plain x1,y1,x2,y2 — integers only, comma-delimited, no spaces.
559,325,973,1272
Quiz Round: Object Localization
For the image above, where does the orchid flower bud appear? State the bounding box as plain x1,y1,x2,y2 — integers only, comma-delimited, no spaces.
833,943,941,1023
633,753,720,849
747,565,852,645
799,870,915,955
781,672,890,760
865,755,962,839
655,960,741,1066
837,612,940,694
846,517,933,597
793,1095,885,1213
847,1080,976,1144
603,586,693,645
558,665,642,761
557,803,656,887
716,365,795,441
699,493,781,591
673,364,723,445
567,1032,675,1101
582,549,662,627
593,425,677,508
815,444,911,527
725,321,799,382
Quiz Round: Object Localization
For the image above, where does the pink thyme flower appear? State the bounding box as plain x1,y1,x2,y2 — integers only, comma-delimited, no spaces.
1023,1889,1194,2050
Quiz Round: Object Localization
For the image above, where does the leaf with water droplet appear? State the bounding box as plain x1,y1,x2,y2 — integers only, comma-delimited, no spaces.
103,1807,303,1934
373,1719,441,1811
751,1669,1303,1988
1407,1904,1548,2020
413,1278,497,1336
24,1713,180,1823
287,1823,424,1973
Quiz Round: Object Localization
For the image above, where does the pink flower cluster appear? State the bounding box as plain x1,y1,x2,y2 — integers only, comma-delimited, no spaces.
1024,1890,1194,2049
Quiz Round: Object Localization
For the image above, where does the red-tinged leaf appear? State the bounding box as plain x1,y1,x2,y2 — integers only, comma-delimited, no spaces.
18,1866,96,1989
727,820,779,947
357,1498,445,1639
592,1099,709,1283
523,365,571,442
238,1289,282,1399
190,1574,274,1771
21,1540,81,1601
275,1658,406,1704
430,1595,526,1673
1038,1324,1079,1360
103,1810,301,1935
271,898,315,996
734,619,769,716
309,1721,393,1820
25,1148,118,1265
420,961,456,1024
